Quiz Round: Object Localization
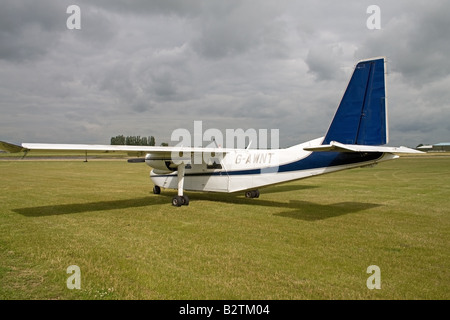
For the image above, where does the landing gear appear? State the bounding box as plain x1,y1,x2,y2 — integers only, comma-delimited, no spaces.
171,164,188,207
153,164,190,207
181,195,189,206
245,189,260,198
172,195,190,207
153,184,189,206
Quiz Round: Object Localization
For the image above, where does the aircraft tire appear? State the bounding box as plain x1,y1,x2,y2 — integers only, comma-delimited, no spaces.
172,196,183,207
245,190,260,198
153,185,161,194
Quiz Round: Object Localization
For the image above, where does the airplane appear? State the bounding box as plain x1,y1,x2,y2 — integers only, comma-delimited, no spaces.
0,57,421,206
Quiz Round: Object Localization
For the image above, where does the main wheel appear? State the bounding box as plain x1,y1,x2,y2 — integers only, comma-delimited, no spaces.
182,195,190,206
172,196,183,207
245,190,260,198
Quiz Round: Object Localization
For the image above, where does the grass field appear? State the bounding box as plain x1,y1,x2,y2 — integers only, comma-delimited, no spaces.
0,155,449,299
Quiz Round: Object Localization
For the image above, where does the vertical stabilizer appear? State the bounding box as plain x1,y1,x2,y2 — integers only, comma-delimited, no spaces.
323,57,388,146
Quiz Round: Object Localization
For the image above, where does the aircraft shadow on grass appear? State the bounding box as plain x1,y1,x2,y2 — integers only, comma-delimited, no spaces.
13,184,382,221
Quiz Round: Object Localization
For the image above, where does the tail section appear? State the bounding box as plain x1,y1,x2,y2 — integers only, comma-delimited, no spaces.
323,57,388,146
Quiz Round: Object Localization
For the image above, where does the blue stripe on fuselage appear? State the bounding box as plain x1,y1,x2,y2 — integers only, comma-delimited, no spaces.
225,151,383,176
152,152,384,177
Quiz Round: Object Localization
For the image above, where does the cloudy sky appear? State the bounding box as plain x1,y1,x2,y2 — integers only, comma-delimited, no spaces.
1,0,449,148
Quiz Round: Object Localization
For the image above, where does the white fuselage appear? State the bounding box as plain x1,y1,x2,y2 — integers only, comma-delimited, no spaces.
148,137,397,193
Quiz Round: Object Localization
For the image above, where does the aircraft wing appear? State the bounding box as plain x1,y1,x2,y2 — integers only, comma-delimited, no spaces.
0,141,231,158
303,141,423,154
0,141,27,153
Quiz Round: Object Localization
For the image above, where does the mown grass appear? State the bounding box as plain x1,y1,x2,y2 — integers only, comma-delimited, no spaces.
0,155,449,299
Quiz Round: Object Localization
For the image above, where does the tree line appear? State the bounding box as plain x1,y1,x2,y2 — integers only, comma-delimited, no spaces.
110,135,156,146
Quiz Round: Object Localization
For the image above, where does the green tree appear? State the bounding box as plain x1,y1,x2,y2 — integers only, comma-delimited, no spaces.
111,135,156,146
111,135,125,145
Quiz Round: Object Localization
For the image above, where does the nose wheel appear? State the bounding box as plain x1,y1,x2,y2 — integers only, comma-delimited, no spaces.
153,185,161,194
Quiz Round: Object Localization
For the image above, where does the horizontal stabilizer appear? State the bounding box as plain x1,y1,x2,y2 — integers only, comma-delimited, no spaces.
304,141,423,154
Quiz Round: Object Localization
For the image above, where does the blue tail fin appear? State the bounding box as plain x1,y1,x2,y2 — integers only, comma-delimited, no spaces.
323,57,388,146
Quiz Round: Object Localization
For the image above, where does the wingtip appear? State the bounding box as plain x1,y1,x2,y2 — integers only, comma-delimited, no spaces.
0,141,26,153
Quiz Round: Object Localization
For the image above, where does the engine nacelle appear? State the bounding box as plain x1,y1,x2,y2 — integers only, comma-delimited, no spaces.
145,154,178,172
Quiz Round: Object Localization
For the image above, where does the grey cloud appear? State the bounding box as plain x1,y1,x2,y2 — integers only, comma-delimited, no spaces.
0,0,116,62
0,0,66,62
0,0,65,34
83,0,205,18
356,0,450,84
191,1,288,59
305,45,346,81
70,6,116,46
